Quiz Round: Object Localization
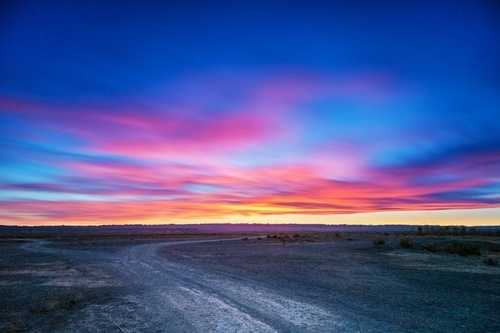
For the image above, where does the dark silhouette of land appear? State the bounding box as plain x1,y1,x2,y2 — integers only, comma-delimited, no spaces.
1,224,499,332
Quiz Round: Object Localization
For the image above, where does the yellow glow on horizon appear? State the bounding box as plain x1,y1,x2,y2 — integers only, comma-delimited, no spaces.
3,208,498,226
162,208,500,226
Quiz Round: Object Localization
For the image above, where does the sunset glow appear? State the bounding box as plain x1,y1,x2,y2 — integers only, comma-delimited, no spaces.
1,1,499,225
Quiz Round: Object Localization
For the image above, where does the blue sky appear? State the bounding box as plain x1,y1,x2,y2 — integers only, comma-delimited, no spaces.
1,1,499,225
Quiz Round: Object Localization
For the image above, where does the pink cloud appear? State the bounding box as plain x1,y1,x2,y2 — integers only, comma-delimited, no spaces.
2,71,499,225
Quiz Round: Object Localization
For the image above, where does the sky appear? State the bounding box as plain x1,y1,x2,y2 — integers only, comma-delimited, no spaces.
1,1,499,226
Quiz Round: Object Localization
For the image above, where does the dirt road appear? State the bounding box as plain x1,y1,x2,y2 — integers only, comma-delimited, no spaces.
26,238,346,332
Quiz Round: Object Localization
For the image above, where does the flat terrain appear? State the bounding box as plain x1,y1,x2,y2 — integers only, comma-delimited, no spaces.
1,233,499,332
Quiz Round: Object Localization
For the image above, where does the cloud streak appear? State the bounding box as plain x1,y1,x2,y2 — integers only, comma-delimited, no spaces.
1,68,499,225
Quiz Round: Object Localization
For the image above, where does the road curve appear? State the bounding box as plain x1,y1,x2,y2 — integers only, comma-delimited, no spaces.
26,237,346,332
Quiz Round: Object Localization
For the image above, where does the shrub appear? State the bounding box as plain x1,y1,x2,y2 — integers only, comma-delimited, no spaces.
422,243,439,252
483,257,498,266
30,293,84,314
445,242,480,256
400,238,414,249
30,300,60,314
488,244,500,253
373,239,385,246
5,320,27,333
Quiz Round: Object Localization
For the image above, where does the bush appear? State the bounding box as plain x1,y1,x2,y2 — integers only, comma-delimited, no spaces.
483,257,498,266
373,239,385,246
446,242,480,256
422,243,439,252
400,238,414,249
5,320,27,333
488,244,500,253
30,293,84,314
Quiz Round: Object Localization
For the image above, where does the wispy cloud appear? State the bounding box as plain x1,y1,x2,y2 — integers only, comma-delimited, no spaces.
1,71,499,224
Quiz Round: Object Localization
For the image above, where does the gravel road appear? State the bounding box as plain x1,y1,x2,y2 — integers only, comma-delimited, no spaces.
24,238,346,332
